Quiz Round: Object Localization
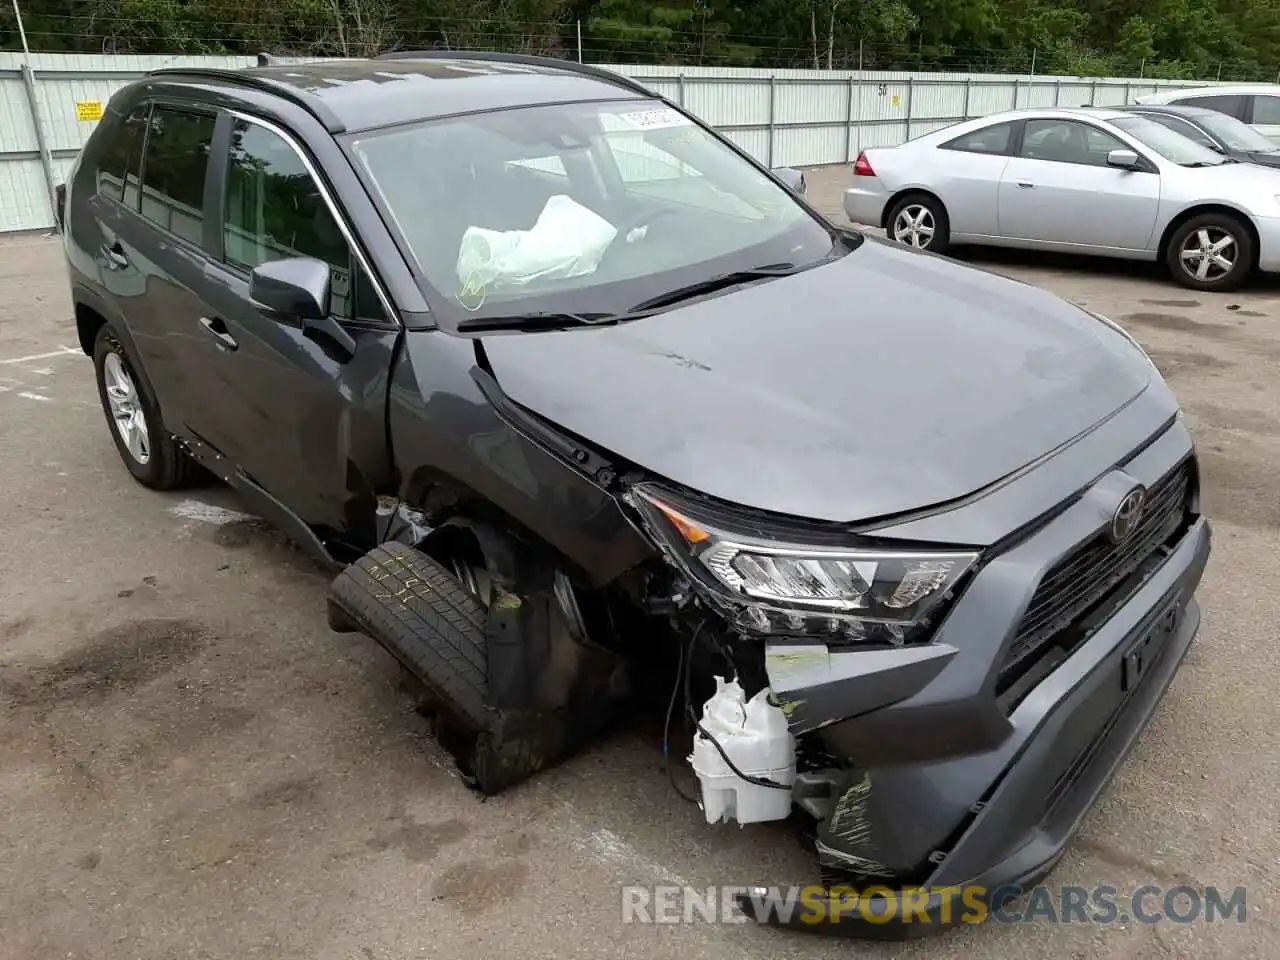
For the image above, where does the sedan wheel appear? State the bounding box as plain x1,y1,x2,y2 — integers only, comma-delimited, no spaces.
885,194,950,254
1165,213,1254,292
1179,227,1237,284
892,204,936,248
103,352,151,465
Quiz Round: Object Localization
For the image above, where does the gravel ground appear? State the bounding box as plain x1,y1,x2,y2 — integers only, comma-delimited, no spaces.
1,168,1277,959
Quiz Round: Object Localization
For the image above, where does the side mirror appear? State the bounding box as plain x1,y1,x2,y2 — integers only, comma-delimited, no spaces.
773,166,807,194
1106,149,1141,170
249,257,356,361
250,257,331,320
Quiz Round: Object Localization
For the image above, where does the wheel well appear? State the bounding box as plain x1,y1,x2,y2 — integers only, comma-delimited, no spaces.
882,188,946,229
75,302,108,356
1158,205,1259,268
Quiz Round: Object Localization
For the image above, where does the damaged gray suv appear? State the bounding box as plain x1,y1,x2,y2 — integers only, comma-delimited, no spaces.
58,51,1210,937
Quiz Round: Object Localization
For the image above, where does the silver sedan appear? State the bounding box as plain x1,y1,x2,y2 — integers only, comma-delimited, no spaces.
843,106,1280,291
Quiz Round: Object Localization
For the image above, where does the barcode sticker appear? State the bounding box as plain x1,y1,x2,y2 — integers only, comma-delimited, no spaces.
614,107,694,131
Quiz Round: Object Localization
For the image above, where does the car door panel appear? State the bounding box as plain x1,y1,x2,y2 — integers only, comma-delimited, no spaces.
998,159,1159,250
177,111,397,543
935,153,1011,237
997,119,1160,251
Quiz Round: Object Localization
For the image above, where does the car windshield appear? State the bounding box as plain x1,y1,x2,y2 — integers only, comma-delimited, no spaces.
346,99,837,323
1195,112,1279,153
1110,115,1228,166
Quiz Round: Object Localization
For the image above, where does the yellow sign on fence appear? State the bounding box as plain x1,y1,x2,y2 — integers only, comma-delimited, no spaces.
75,100,104,122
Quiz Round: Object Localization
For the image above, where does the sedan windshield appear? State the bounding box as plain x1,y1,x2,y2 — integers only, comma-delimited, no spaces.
1196,112,1279,153
1109,116,1228,166
348,99,837,323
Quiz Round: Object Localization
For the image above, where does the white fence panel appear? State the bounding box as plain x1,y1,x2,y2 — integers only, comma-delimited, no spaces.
0,51,1244,232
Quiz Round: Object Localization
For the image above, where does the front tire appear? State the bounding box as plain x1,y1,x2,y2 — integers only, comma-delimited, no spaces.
885,193,950,254
1165,213,1254,292
93,323,194,490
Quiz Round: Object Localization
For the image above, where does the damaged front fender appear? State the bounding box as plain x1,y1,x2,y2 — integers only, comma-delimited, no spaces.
765,642,958,736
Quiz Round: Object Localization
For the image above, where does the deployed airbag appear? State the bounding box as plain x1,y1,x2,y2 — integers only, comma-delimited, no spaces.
456,195,618,290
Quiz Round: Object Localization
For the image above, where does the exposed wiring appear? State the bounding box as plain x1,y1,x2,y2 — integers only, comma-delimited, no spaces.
684,620,791,792
662,625,700,805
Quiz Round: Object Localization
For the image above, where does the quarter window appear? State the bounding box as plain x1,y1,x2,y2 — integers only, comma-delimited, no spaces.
138,106,216,245
1018,119,1126,167
96,103,148,208
223,119,383,322
941,121,1017,155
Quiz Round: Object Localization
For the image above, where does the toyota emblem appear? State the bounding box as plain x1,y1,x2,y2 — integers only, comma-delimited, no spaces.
1111,486,1147,542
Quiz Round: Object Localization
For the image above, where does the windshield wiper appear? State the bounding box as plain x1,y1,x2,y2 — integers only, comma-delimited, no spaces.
628,262,799,313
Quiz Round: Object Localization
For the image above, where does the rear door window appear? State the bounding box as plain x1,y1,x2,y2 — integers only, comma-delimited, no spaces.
137,106,217,245
95,103,149,208
1172,94,1245,119
1250,95,1280,125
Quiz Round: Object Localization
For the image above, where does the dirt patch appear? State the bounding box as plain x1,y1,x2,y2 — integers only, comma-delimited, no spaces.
431,860,530,914
366,816,470,863
247,775,323,810
1189,403,1280,437
1197,448,1280,530
1147,348,1235,379
0,618,210,708
1124,312,1231,338
0,615,34,644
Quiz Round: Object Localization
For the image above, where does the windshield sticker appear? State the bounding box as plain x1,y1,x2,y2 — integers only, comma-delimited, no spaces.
615,107,694,131
457,270,488,312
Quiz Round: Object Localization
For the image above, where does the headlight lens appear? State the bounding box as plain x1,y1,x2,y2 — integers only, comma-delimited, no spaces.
629,484,978,640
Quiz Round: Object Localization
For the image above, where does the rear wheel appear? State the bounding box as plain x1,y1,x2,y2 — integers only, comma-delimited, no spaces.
92,323,195,490
885,193,950,254
1165,213,1254,292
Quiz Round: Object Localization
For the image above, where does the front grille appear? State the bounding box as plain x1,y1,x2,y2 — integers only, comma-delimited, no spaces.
999,459,1192,687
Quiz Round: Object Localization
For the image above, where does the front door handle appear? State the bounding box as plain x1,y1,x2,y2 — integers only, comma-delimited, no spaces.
199,316,239,352
1015,181,1036,189
99,241,129,269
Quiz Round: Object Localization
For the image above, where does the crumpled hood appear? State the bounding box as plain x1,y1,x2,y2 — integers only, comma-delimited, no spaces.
480,239,1152,524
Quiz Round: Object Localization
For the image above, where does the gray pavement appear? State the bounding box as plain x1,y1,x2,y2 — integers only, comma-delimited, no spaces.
1,166,1277,958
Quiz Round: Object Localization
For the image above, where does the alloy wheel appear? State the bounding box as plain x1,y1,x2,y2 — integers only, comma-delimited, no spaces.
892,204,936,249
103,352,151,465
1179,227,1237,283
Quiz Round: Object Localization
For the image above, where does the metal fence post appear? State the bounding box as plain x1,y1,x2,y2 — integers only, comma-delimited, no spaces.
1090,78,1098,106
905,76,913,141
1123,81,1131,105
963,77,971,119
854,39,864,159
677,73,685,107
767,74,776,167
1054,78,1062,106
1012,77,1019,109
19,64,58,229
845,73,855,162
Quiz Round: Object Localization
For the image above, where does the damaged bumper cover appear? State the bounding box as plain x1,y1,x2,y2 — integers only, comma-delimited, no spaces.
747,495,1209,937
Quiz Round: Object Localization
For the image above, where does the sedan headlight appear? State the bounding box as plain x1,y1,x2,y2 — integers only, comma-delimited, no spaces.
629,484,978,642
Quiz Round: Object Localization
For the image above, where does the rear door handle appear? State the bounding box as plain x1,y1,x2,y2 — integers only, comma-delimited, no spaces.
1015,181,1036,189
99,241,129,269
199,316,238,352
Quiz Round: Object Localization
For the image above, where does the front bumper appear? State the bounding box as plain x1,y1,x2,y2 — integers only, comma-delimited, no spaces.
741,416,1210,937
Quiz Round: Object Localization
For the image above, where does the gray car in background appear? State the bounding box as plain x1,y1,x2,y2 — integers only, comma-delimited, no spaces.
844,106,1280,291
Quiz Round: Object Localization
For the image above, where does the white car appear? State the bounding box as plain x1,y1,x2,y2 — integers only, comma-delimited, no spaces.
843,106,1280,291
1135,85,1280,145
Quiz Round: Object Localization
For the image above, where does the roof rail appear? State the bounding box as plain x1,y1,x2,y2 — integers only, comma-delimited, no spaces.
144,66,346,133
373,50,655,98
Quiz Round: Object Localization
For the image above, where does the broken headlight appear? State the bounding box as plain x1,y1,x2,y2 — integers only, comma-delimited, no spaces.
629,484,978,642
